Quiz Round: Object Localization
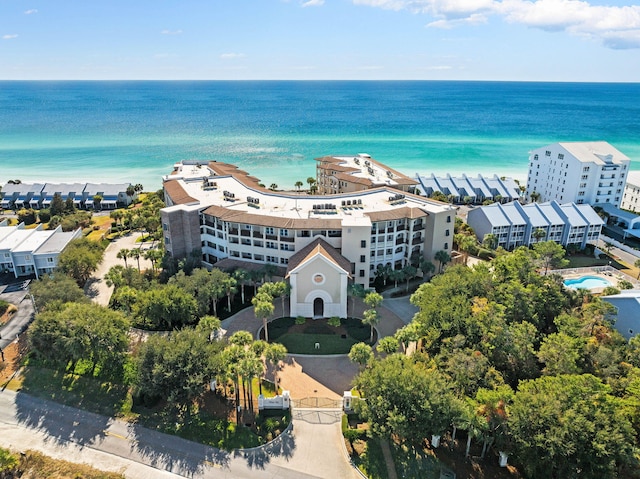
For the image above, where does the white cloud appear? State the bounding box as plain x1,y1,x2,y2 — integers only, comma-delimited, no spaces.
3,34,18,40
24,9,38,15
161,29,183,35
301,0,325,6
220,53,247,59
354,0,640,48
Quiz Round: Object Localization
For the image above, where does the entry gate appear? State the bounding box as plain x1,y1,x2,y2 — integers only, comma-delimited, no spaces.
294,397,342,409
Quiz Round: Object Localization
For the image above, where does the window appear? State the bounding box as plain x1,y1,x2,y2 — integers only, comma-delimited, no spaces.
265,227,274,235
266,241,277,249
445,229,450,236
359,270,365,277
446,216,451,224
558,153,564,160
280,258,289,265
280,229,289,237
545,150,551,156
444,242,449,250
162,223,168,231
47,257,54,263
361,240,366,248
164,237,171,245
583,167,590,172
360,255,366,263
266,255,277,263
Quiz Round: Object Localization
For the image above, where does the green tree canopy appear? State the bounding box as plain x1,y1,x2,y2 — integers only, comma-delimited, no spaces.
509,374,635,479
354,354,461,443
56,238,105,286
134,284,198,330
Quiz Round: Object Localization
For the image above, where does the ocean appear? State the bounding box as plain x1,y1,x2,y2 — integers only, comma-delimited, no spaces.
1,81,639,191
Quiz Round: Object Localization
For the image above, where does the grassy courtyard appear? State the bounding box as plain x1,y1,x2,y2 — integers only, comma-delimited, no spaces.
266,317,374,354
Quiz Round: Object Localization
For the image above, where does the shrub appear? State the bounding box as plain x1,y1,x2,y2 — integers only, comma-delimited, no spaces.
0,300,9,316
295,316,306,325
328,316,341,327
0,446,19,472
477,248,495,260
38,209,51,223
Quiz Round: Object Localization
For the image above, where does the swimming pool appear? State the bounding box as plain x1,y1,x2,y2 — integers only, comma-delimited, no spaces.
563,275,612,290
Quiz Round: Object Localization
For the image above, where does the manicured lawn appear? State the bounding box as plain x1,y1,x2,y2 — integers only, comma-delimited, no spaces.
267,317,374,354
18,364,132,418
348,436,389,479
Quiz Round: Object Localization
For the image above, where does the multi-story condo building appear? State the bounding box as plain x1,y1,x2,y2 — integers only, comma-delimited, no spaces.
161,160,455,291
0,220,82,278
467,201,603,250
315,154,418,195
621,170,640,213
525,141,630,208
416,173,522,204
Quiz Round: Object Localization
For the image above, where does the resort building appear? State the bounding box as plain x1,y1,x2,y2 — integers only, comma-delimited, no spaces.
621,170,640,213
1,182,136,210
525,141,630,208
161,160,455,316
415,173,522,204
315,154,418,195
0,220,81,278
602,290,640,340
466,201,604,250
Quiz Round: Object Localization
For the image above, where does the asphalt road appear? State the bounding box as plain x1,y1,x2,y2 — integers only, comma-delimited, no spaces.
0,389,357,479
0,285,34,352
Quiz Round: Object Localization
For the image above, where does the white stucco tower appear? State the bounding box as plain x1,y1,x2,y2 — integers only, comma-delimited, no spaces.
286,238,351,318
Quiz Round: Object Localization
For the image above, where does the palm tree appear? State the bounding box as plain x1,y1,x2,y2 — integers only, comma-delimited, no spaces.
455,233,477,265
253,293,275,342
402,265,417,292
532,228,546,243
362,309,379,343
294,180,303,192
375,263,391,286
233,268,249,303
388,268,404,289
143,248,163,275
130,248,142,272
306,177,316,193
265,343,287,393
434,249,451,274
530,191,541,203
261,263,278,282
482,233,498,250
418,257,435,278
347,282,366,317
223,276,238,312
110,209,123,226
269,183,278,191
116,248,130,268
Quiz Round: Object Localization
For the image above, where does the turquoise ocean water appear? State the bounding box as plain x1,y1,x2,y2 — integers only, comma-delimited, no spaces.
1,81,639,191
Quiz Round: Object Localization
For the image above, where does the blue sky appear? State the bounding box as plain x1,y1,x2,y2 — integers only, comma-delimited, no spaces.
1,0,639,81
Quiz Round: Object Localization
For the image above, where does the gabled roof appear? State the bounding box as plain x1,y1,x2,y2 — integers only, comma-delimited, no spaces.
286,237,352,277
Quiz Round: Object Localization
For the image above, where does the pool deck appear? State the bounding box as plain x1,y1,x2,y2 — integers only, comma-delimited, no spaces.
558,266,640,293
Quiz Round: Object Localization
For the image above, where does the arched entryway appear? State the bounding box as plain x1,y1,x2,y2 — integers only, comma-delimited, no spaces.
313,297,324,318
